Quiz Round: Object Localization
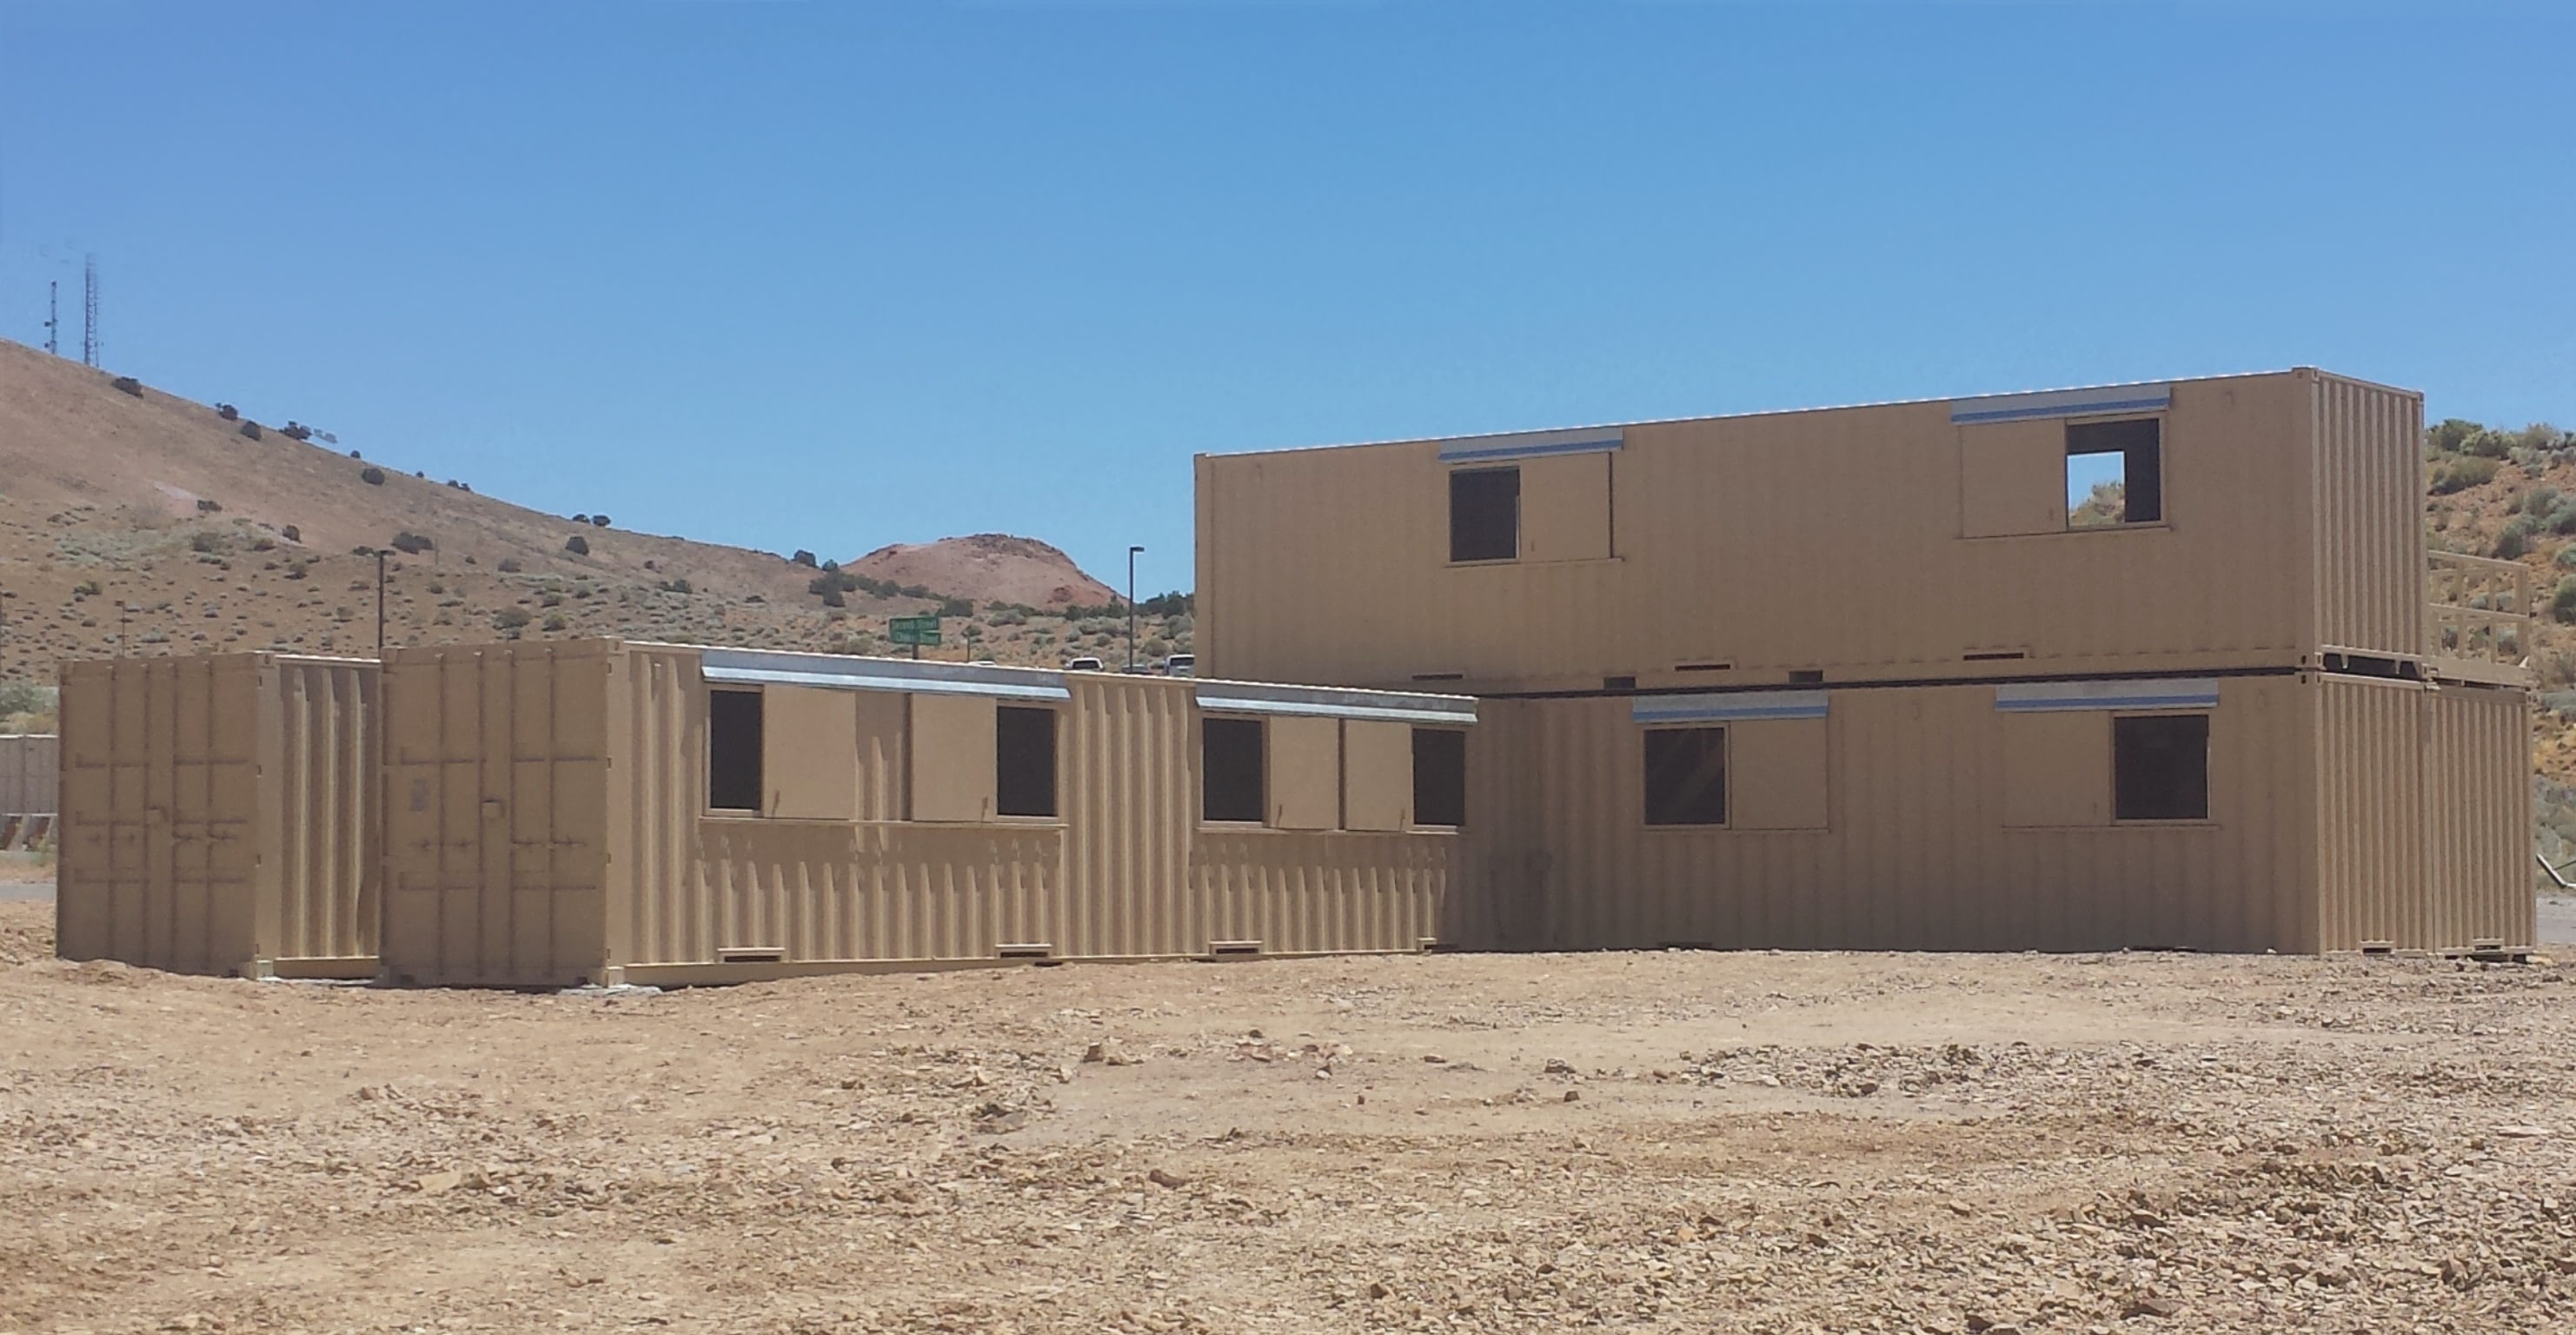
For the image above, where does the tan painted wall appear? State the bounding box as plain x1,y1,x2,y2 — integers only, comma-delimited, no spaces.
2310,376,2426,658
1453,674,2534,955
380,641,616,987
382,641,1456,985
0,734,57,815
56,654,377,977
2420,684,2532,952
1451,678,2327,954
2314,675,2424,952
1343,721,1412,833
1199,370,2423,694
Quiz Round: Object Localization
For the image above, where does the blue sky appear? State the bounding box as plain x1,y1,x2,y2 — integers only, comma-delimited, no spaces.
1,1,2567,593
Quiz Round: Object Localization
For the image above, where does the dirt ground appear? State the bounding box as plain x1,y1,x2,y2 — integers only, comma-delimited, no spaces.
3,899,2574,1335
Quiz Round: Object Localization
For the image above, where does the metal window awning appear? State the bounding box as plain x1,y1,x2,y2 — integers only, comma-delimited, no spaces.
1994,678,2220,713
1437,426,1624,464
700,648,1070,702
1949,382,2172,426
1631,690,1829,724
1195,681,1477,726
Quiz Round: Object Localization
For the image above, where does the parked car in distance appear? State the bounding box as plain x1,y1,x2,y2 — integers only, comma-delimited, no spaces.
1162,654,1195,678
1063,655,1105,672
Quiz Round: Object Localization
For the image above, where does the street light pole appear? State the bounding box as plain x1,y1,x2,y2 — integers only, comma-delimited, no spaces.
371,549,387,656
1126,545,1144,672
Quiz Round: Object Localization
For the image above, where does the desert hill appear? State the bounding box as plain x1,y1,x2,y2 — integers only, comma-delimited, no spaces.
0,338,1187,707
845,534,1118,609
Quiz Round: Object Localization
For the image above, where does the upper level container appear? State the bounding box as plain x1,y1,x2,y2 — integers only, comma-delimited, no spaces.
1196,369,2427,694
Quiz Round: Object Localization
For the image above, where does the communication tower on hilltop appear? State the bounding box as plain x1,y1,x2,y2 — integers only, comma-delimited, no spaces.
82,256,98,367
43,280,57,355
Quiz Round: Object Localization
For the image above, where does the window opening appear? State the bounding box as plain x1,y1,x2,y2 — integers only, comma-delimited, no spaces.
1643,727,1728,827
1202,716,1266,823
1411,727,1466,828
1450,467,1520,562
2113,714,2208,820
995,705,1059,818
707,689,763,812
2067,417,2162,526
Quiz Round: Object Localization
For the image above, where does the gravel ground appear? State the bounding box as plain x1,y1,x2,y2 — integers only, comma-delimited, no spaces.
3,900,2573,1334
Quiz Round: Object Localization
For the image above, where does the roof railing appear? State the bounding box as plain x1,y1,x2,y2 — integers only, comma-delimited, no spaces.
2427,550,2532,670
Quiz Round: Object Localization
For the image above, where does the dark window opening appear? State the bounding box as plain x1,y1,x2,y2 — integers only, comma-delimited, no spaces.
1603,674,1637,691
1450,467,1520,562
995,706,1059,818
2066,417,2162,526
1643,727,1728,827
1202,716,1266,823
708,689,763,813
1788,669,1825,685
1412,727,1467,828
2113,714,2208,820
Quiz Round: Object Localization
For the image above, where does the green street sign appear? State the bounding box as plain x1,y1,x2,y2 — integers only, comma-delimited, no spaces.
888,614,941,648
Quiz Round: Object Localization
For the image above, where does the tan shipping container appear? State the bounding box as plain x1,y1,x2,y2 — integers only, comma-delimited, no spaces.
1450,673,2531,956
2,734,59,840
378,641,1471,986
55,654,379,977
1198,369,2437,694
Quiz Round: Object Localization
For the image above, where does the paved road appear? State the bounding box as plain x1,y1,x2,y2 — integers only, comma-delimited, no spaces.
2540,894,2576,947
0,880,51,903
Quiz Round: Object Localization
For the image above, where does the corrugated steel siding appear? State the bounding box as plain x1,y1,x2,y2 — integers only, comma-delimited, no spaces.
2311,373,2427,658
1059,674,1197,958
1451,679,2320,953
612,644,705,971
2422,685,2533,950
56,657,263,973
382,641,614,986
2314,676,2426,951
0,734,58,814
56,654,376,976
1203,372,2320,692
686,820,1063,963
1196,832,1448,954
263,659,379,965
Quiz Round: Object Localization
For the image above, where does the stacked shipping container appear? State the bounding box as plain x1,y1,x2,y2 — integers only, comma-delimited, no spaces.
1200,369,2535,954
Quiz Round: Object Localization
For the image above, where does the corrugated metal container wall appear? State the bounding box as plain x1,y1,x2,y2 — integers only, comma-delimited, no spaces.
1195,832,1448,955
2314,676,2427,952
2420,684,2533,951
263,658,380,967
1450,679,2320,953
0,734,58,814
57,657,264,974
55,654,377,977
2309,373,2427,658
1200,372,2320,693
381,641,615,986
1059,674,1194,958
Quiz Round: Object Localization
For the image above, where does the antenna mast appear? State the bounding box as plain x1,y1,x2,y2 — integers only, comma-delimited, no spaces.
82,256,99,367
44,281,57,355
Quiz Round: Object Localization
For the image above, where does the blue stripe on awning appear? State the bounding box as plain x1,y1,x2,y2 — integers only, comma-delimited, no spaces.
700,648,1071,701
1994,679,2220,713
1437,428,1624,464
1950,384,2172,425
1632,690,1829,724
1197,682,1477,726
